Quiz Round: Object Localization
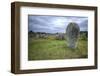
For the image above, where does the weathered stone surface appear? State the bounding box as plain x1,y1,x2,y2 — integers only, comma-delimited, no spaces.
66,22,80,48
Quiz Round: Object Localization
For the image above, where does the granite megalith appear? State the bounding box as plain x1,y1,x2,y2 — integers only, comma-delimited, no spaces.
66,22,80,48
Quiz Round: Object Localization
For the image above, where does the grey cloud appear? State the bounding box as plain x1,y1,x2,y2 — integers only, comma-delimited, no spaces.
28,15,88,33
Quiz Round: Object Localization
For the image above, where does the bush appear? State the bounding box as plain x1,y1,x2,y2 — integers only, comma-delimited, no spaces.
80,33,87,40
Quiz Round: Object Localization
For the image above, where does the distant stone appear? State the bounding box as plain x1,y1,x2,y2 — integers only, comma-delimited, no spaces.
55,33,65,40
66,22,80,48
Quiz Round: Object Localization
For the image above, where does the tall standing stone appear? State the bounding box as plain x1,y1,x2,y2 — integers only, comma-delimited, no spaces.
66,22,80,48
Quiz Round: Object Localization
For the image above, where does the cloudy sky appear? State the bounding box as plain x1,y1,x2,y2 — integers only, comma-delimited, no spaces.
28,15,88,33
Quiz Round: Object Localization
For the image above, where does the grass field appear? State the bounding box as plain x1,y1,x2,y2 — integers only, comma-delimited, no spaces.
28,37,88,60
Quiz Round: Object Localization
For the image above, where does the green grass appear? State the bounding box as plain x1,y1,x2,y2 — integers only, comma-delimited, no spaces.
28,38,88,60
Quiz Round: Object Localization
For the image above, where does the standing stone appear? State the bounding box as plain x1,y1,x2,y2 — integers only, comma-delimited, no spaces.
66,22,80,48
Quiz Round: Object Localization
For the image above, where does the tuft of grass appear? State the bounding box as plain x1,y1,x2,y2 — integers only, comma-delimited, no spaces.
28,38,88,60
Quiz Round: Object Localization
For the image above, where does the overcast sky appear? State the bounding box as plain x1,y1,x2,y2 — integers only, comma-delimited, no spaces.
28,15,88,33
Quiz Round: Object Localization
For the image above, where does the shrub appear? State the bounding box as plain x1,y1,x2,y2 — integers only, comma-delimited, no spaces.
80,33,87,40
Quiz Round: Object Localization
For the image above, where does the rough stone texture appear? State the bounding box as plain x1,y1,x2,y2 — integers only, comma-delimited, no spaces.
66,22,80,48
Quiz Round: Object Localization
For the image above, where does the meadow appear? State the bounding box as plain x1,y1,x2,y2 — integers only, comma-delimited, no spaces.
28,36,88,60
